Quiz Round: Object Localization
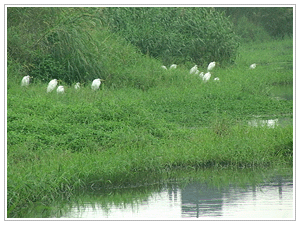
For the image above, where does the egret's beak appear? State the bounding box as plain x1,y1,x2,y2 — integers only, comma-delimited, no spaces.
100,79,105,81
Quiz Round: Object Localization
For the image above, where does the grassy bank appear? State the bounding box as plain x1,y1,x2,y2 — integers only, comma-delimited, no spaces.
7,38,293,217
22,167,293,218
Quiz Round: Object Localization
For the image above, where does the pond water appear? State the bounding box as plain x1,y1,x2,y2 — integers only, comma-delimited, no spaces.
248,84,293,128
247,117,292,128
51,167,294,220
59,174,293,219
270,84,293,101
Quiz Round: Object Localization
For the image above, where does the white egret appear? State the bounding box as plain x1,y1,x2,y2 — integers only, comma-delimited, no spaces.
207,61,216,71
161,65,167,70
56,85,65,94
170,64,177,69
21,75,32,87
47,79,58,93
195,70,200,75
214,77,220,81
74,82,80,89
91,78,104,91
190,65,198,74
249,63,257,69
203,72,211,82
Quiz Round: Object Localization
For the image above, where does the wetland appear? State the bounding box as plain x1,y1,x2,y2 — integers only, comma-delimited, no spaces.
6,7,293,219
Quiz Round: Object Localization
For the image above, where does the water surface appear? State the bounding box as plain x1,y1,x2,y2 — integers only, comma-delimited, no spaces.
248,84,293,128
59,172,293,219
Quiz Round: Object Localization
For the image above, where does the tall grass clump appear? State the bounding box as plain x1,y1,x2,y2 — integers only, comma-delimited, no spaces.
104,7,240,66
234,16,272,43
217,7,293,42
7,7,174,90
7,7,107,84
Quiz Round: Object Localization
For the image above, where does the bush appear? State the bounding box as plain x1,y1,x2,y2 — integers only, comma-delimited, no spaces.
7,7,172,89
235,16,272,43
217,7,293,41
7,7,105,84
104,7,240,66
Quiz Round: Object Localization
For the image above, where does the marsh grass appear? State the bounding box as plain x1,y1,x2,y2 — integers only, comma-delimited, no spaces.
24,166,290,218
7,36,293,217
104,7,240,65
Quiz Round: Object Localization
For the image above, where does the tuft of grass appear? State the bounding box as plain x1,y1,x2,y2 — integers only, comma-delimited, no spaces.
104,7,240,65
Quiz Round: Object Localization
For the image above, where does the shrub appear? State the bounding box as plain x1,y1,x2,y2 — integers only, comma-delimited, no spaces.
104,7,240,66
7,7,170,89
235,16,272,43
7,7,105,84
217,7,293,41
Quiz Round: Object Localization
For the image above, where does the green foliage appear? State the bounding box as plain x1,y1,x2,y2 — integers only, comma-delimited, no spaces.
7,7,105,84
88,29,166,90
7,7,293,89
260,7,293,38
6,7,293,217
7,7,174,89
104,7,240,65
234,16,272,43
217,7,293,41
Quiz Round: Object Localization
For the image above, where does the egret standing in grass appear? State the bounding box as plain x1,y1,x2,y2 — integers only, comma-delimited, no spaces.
203,72,211,82
249,63,257,69
91,78,104,91
207,61,216,71
170,64,177,69
47,79,59,93
56,85,64,94
74,82,80,90
190,65,198,74
21,75,32,87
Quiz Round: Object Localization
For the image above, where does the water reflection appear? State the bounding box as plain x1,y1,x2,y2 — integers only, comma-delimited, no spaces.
181,182,223,218
248,117,292,128
221,181,293,219
180,178,293,219
270,84,293,101
60,176,293,219
246,84,293,129
248,118,279,128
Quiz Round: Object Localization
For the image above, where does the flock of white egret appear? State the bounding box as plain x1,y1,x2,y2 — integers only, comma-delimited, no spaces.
21,62,257,92
163,61,257,82
21,76,105,94
163,61,217,82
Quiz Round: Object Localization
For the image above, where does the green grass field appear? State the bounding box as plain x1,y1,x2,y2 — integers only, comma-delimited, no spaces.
7,38,293,217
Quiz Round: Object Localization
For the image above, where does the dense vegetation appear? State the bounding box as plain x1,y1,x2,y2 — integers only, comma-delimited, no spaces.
6,7,241,85
104,7,240,66
6,7,293,218
217,7,293,41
